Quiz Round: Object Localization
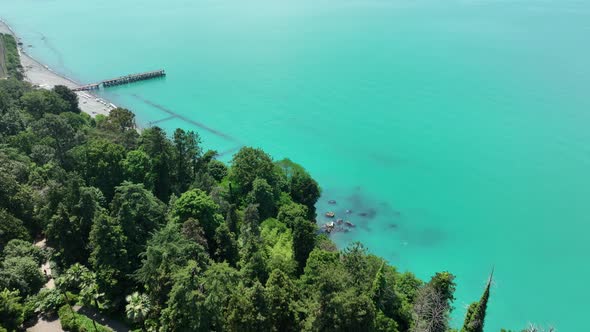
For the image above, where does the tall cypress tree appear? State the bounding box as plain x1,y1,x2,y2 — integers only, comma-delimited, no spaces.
462,269,493,332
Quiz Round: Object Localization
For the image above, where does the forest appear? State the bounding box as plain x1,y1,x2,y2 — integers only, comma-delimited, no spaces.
0,48,539,332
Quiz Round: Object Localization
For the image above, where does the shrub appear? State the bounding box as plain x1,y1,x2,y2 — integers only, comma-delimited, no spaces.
34,288,66,316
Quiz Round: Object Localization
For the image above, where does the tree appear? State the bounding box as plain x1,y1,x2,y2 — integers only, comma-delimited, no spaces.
342,242,370,289
230,147,278,194
88,212,130,306
260,219,297,276
20,90,68,119
318,290,376,332
265,269,298,332
2,239,45,265
173,128,202,192
46,204,86,265
0,256,44,297
208,160,228,182
461,271,493,332
52,85,80,113
225,204,239,234
181,218,209,250
428,272,456,309
126,292,151,330
276,159,320,220
68,139,126,200
214,223,239,266
160,260,208,332
201,262,240,330
301,248,341,288
135,223,209,308
102,108,136,132
243,203,260,235
292,217,316,275
122,150,155,190
277,202,308,229
171,189,223,250
290,171,320,221
247,178,276,220
411,272,456,332
226,281,269,332
371,262,399,319
56,263,103,311
31,114,76,164
0,289,24,331
140,127,175,202
110,182,166,272
70,186,104,263
239,244,269,285
0,210,29,252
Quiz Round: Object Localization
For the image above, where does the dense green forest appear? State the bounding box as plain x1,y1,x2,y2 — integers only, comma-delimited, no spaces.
0,47,543,332
0,34,23,80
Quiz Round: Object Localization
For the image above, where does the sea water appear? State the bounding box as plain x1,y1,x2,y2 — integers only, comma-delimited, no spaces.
2,0,589,330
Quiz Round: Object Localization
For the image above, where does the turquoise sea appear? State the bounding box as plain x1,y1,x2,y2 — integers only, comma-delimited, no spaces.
3,0,589,330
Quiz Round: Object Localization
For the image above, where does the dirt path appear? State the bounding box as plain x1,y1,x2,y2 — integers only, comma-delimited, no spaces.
26,316,63,332
34,238,55,289
26,238,62,332
74,306,130,332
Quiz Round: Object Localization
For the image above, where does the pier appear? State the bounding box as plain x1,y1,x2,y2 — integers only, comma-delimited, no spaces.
72,83,100,91
72,69,165,91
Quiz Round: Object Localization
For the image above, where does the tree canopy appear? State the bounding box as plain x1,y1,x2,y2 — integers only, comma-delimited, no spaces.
0,63,507,332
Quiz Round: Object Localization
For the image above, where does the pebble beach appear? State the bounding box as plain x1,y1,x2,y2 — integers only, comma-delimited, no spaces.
0,19,114,117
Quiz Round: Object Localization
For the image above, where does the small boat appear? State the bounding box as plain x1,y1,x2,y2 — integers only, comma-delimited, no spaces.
359,212,368,217
345,209,352,214
336,219,344,225
325,211,335,218
328,200,337,205
345,221,356,228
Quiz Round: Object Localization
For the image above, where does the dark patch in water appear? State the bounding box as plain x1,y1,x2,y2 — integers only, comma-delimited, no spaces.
367,152,403,168
217,146,243,158
318,186,405,237
148,115,177,126
414,228,444,247
37,32,65,68
358,208,377,219
132,94,240,143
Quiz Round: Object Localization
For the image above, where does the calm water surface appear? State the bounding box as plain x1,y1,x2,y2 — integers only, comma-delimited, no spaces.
3,0,590,329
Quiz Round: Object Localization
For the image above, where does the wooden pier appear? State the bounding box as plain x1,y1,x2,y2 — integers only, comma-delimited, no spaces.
72,69,165,91
102,70,166,87
72,83,100,92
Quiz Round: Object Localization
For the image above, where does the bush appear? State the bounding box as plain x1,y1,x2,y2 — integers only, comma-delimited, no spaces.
58,305,111,332
34,288,66,316
2,239,47,265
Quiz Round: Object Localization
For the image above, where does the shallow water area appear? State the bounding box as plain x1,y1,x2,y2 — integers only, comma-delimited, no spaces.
3,0,590,329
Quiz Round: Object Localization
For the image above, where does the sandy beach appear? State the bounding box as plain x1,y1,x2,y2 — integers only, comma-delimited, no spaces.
0,19,114,117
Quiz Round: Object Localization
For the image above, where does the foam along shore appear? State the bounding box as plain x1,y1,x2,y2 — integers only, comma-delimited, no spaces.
0,19,115,117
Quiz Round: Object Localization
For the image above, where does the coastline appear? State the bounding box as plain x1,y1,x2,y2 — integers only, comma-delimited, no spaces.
0,19,115,117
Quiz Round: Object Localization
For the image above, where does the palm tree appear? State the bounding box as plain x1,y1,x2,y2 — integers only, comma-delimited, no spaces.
125,292,151,330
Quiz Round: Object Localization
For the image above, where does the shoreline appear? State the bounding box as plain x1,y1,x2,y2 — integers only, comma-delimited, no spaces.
0,19,115,117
